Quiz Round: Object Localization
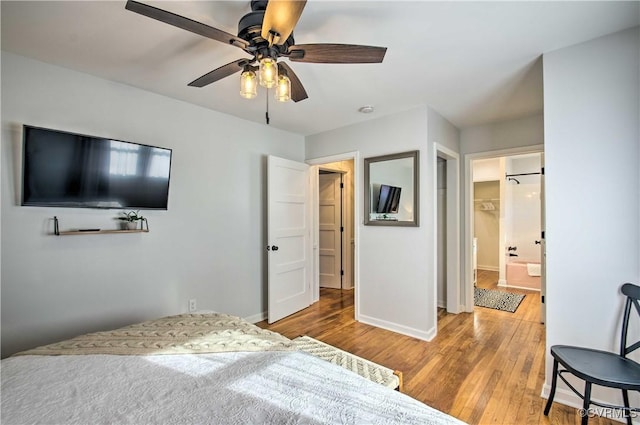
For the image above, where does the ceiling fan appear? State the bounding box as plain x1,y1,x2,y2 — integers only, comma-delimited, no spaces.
125,0,387,103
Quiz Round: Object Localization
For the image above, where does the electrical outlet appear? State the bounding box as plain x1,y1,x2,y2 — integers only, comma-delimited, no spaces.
188,299,197,312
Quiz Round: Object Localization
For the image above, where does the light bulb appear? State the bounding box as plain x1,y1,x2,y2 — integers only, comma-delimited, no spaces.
275,74,291,102
240,69,257,99
259,57,277,88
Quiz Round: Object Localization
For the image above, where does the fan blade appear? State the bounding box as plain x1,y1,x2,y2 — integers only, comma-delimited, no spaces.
188,59,251,87
125,0,249,49
288,44,387,64
278,62,308,102
261,0,307,46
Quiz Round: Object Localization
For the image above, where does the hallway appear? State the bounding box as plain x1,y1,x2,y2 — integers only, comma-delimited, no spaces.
259,272,616,424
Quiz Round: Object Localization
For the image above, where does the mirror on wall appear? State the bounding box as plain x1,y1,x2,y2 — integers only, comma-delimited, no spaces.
364,150,419,227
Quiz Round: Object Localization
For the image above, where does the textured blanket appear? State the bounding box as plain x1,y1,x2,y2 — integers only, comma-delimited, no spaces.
2,351,467,425
13,313,293,356
293,335,400,389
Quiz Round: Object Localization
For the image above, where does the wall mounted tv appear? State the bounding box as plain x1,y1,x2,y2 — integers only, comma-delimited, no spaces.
376,184,402,214
22,125,172,210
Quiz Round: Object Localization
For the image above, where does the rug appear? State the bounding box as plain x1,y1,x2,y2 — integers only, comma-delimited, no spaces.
474,288,525,313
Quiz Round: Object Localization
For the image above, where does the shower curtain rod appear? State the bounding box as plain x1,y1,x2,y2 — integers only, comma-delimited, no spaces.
505,172,541,177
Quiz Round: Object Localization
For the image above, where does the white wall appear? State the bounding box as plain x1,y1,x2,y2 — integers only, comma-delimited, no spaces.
306,105,460,340
543,26,639,409
472,158,501,182
1,52,304,357
461,114,544,155
428,107,460,154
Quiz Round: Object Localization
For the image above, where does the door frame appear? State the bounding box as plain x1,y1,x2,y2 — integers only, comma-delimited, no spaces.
307,151,360,319
434,144,462,314
463,144,544,312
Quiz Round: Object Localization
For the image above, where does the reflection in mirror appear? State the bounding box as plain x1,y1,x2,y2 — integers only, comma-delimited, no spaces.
364,150,419,227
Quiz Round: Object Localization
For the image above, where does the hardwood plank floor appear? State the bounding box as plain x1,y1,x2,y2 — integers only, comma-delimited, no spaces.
258,271,617,425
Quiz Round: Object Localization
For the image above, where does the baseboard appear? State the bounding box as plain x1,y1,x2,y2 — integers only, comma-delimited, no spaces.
541,384,635,424
358,314,436,341
506,284,540,292
244,311,267,324
478,265,499,272
499,282,540,292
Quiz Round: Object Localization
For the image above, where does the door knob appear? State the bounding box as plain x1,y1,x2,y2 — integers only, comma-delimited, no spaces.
266,245,279,251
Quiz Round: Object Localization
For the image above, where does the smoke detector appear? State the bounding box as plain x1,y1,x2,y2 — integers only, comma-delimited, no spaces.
358,105,375,114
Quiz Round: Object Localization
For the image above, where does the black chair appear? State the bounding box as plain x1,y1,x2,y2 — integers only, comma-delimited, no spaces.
544,283,640,425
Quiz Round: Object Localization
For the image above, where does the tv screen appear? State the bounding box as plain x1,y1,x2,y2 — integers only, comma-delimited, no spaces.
22,125,172,209
376,184,401,213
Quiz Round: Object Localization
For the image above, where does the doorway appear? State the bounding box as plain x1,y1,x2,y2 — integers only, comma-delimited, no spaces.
307,153,358,316
465,147,545,321
435,144,461,317
318,170,346,289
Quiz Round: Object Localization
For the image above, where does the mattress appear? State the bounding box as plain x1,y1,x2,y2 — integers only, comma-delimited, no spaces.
1,313,466,425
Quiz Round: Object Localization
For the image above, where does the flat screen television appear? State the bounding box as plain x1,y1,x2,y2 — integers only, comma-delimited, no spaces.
22,125,172,209
376,184,401,214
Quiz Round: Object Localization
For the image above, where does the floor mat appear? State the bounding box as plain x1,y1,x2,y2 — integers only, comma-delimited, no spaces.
474,288,525,313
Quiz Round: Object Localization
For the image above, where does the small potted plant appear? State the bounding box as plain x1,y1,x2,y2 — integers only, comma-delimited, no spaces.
117,210,144,230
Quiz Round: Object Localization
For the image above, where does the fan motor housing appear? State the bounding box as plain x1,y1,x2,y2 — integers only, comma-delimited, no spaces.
238,8,294,57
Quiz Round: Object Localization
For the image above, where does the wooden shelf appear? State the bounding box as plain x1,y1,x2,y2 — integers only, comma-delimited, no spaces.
52,216,149,236
56,229,149,236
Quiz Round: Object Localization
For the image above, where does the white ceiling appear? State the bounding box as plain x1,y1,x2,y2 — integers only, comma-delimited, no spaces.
2,1,638,136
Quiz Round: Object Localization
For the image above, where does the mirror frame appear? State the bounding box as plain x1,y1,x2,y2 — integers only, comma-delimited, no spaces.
364,150,419,227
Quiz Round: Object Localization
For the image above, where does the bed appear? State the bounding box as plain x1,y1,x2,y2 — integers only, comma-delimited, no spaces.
1,313,465,425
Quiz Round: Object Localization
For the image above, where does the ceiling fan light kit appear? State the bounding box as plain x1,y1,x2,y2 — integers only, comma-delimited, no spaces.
258,57,278,89
275,74,292,102
125,0,386,110
240,67,258,99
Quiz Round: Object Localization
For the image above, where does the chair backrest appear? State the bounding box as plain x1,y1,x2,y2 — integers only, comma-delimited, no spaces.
620,283,640,358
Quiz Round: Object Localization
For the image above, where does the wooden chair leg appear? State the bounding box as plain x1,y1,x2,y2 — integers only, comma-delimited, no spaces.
622,389,631,425
544,359,559,416
582,381,592,425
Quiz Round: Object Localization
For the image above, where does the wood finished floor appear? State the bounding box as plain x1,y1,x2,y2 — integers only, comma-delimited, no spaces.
258,270,617,425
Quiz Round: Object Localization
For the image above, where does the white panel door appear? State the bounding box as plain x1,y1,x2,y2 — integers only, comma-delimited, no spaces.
319,173,342,289
268,156,311,323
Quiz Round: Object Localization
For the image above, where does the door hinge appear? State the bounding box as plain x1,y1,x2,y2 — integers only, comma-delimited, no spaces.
541,230,545,239
341,270,344,276
541,167,545,175
340,226,344,232
340,182,344,189
541,295,545,304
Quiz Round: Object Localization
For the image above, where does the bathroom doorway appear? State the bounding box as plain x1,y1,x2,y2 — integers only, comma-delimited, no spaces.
469,151,545,321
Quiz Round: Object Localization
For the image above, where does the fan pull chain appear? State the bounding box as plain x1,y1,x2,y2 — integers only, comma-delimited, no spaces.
265,88,270,125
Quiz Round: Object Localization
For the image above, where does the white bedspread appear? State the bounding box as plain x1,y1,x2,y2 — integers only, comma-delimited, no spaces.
2,350,465,425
